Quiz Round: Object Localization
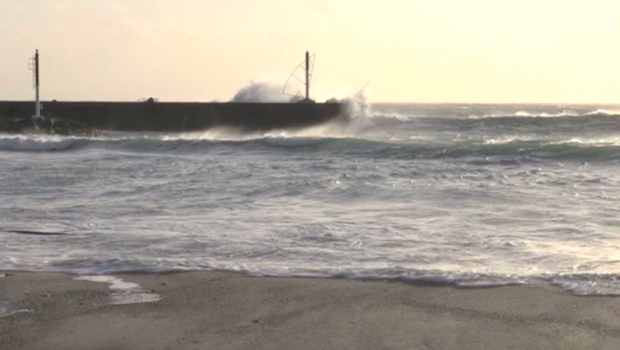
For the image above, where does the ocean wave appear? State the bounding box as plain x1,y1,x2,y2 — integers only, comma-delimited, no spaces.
469,108,620,119
4,133,620,161
0,135,83,152
370,112,417,121
145,136,620,161
359,108,620,137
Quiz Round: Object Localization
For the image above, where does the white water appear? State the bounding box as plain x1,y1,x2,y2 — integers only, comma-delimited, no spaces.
3,103,620,295
75,276,161,305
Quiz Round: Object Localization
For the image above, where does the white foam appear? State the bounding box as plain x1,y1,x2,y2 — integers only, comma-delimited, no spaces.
584,108,620,116
74,276,160,305
515,110,574,118
160,121,354,143
553,137,620,146
0,135,77,152
0,300,31,318
469,108,620,119
551,277,620,296
0,308,31,318
374,112,415,121
484,135,535,144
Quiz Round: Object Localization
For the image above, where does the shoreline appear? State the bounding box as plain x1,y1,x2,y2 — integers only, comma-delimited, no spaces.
2,271,620,349
1,267,617,296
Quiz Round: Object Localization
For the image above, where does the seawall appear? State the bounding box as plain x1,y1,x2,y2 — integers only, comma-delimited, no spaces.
0,100,344,134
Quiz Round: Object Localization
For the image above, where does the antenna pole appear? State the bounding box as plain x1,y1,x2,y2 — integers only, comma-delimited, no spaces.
34,49,41,118
305,51,310,100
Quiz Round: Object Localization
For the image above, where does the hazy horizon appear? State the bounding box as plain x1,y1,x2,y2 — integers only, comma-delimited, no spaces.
2,0,620,104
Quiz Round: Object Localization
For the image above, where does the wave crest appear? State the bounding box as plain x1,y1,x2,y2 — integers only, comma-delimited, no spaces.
0,135,81,152
469,108,620,119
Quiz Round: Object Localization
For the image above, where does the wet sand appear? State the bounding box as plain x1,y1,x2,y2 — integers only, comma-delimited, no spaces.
1,271,620,350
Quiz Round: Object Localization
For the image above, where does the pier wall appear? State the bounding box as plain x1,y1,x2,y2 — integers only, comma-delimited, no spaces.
0,101,344,133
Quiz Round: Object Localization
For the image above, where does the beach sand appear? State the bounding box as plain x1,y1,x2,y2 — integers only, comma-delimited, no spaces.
1,271,620,350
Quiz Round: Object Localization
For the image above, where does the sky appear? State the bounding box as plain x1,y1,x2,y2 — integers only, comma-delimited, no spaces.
1,0,620,103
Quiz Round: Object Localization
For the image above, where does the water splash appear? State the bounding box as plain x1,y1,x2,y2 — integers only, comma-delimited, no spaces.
231,82,295,103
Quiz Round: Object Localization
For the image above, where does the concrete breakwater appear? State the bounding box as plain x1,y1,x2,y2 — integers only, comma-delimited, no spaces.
0,100,345,135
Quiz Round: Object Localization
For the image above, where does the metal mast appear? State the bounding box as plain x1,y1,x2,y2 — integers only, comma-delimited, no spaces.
281,51,315,101
29,50,41,118
305,51,310,101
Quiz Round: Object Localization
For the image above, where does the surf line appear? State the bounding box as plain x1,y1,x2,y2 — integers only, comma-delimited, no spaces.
74,275,161,305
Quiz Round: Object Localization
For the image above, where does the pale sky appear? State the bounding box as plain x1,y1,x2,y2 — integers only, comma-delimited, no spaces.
1,0,620,103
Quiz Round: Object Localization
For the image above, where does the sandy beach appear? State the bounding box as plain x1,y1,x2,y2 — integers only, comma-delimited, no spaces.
0,272,619,349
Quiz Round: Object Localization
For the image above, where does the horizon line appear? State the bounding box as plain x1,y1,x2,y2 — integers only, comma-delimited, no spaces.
1,98,620,106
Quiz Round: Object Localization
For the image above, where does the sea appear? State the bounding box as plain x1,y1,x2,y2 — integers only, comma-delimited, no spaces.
2,100,620,296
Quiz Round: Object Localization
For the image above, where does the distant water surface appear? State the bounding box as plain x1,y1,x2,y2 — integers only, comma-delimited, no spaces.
2,102,620,295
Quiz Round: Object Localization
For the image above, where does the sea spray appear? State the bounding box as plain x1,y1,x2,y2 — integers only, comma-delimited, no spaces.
231,82,295,103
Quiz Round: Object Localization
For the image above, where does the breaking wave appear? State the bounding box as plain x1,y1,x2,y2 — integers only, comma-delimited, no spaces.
0,135,81,152
6,104,620,296
469,108,620,119
3,133,620,161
